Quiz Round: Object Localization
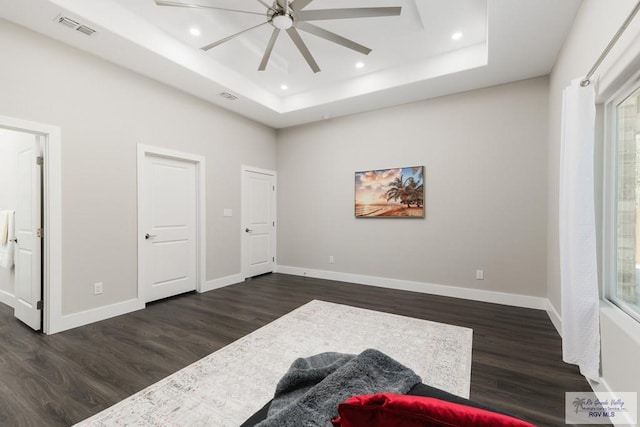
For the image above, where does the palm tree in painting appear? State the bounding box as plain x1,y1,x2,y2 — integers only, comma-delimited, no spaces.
404,177,420,207
386,175,408,206
386,174,424,208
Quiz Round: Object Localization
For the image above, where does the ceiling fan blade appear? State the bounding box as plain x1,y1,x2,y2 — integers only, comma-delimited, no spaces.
256,0,275,12
286,27,320,73
291,0,314,11
259,28,281,71
201,21,269,51
155,0,266,16
298,7,402,21
295,22,371,55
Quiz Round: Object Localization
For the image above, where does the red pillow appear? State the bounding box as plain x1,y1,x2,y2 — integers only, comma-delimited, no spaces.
331,393,536,427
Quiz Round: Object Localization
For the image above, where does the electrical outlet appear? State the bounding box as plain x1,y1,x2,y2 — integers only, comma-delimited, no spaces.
94,282,104,295
329,255,335,264
476,270,484,280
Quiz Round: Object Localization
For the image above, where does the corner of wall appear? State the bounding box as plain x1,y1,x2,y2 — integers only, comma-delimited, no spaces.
546,299,562,337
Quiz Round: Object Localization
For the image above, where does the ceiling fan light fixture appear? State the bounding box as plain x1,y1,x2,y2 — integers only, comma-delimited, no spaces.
272,14,294,30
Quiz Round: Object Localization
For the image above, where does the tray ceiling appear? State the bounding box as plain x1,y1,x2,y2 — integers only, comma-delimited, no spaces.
0,0,581,128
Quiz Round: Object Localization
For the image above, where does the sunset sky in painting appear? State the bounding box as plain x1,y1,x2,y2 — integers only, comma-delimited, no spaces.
355,166,424,205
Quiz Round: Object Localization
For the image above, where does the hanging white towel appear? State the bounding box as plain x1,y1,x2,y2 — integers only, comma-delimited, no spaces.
0,210,8,245
559,78,600,382
0,210,15,269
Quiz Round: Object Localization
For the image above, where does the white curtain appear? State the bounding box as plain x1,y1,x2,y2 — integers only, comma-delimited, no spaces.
559,78,600,382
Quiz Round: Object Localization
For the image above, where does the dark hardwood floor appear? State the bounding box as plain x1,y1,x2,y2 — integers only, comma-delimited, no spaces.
0,273,599,426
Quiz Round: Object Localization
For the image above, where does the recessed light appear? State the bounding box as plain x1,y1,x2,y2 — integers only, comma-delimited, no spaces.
280,84,288,90
451,31,463,40
355,61,365,69
190,27,201,37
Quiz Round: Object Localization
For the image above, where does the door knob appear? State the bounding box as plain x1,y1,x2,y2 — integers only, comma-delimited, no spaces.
145,233,157,240
245,228,253,233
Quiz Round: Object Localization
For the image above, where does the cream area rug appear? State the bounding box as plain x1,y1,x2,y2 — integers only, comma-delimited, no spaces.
77,300,473,427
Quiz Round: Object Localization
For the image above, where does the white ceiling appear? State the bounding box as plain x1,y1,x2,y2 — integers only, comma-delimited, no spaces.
0,0,581,128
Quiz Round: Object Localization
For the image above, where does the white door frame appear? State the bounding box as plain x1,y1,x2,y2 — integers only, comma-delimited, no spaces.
241,165,277,278
0,114,62,335
137,144,206,302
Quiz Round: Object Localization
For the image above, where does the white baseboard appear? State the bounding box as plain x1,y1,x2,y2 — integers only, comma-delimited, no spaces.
49,298,144,334
44,268,551,334
200,273,244,293
47,274,244,334
276,265,549,311
546,300,562,337
588,378,637,427
0,289,15,309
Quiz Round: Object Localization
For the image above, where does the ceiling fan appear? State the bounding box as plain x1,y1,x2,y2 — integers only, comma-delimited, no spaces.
154,0,402,73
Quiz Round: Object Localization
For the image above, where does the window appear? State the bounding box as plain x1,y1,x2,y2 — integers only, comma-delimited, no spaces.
609,79,640,322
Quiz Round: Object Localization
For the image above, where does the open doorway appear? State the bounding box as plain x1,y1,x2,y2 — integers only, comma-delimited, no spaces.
0,128,42,330
0,114,61,334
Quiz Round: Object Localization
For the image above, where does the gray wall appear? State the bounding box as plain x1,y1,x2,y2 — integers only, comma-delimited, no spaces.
548,0,640,405
277,77,549,297
0,19,277,315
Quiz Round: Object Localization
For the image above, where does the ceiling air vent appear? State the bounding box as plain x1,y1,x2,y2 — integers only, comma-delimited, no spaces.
219,92,238,101
76,25,96,36
54,14,97,37
56,15,79,29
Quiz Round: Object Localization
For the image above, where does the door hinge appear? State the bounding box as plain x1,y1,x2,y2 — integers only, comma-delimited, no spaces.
272,257,275,262
36,156,43,166
35,228,42,238
273,185,275,191
272,221,275,227
36,301,43,310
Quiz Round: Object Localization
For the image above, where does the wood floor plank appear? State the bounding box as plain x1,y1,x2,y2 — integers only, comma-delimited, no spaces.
0,273,604,426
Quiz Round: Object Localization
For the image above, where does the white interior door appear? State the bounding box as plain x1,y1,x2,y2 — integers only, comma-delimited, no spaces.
242,167,276,278
141,154,197,302
14,136,42,330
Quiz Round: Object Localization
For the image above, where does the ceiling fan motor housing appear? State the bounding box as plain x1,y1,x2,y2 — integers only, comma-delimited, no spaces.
271,13,294,29
269,1,295,30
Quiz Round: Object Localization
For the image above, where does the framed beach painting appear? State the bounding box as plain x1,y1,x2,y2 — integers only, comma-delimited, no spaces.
355,166,425,218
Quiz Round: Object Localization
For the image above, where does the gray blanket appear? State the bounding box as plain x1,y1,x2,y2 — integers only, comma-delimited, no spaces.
256,348,421,427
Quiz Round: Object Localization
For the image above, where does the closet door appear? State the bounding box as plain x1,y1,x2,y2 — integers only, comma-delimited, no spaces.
140,153,197,303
